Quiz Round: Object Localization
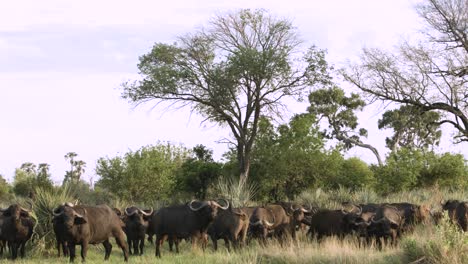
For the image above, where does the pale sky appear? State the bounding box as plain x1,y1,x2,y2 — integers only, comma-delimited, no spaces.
1,0,465,184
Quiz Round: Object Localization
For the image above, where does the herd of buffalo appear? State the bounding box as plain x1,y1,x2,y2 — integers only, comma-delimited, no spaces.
0,198,466,262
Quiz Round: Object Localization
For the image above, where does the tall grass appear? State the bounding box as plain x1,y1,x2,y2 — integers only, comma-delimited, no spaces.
215,177,258,207
402,212,468,264
31,184,75,256
4,186,466,263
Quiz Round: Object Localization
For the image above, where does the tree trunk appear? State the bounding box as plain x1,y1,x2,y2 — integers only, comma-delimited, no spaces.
237,144,251,186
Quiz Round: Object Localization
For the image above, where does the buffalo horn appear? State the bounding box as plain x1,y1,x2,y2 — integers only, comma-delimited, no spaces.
125,207,137,216
250,220,262,226
52,207,64,217
64,202,74,207
370,215,384,224
139,208,153,216
356,206,362,215
189,200,209,211
263,220,274,227
73,209,86,218
213,199,229,210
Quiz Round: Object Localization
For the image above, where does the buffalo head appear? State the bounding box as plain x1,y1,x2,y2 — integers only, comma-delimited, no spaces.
188,199,229,220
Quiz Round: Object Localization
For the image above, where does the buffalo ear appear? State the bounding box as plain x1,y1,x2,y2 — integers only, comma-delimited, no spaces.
74,216,87,225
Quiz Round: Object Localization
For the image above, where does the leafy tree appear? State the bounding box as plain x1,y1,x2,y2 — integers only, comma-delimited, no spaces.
176,145,222,199
0,174,11,200
419,152,467,188
121,9,332,183
378,105,442,151
334,157,375,190
13,162,54,197
95,143,190,203
343,0,468,143
249,114,326,201
374,149,426,194
308,86,383,165
63,152,86,185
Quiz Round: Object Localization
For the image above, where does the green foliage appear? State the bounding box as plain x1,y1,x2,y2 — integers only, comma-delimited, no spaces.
374,148,425,194
176,145,222,199
214,176,258,207
95,143,190,204
378,105,442,151
13,162,54,197
0,174,10,201
335,157,375,190
420,152,467,188
375,149,468,194
63,152,87,185
122,9,332,182
308,86,382,165
402,212,468,264
31,185,75,256
249,114,326,201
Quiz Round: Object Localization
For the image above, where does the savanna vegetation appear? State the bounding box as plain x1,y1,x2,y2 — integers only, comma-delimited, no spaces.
1,0,467,263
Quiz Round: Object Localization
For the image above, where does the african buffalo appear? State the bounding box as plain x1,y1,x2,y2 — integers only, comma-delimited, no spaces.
366,205,404,248
123,206,153,255
443,200,460,223
249,204,309,244
305,209,369,240
52,204,129,262
207,206,249,251
455,202,468,231
150,199,229,258
52,203,77,258
443,200,468,231
0,204,35,259
389,202,430,232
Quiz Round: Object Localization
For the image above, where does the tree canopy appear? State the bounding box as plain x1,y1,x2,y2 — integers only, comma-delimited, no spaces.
343,0,468,143
122,9,332,183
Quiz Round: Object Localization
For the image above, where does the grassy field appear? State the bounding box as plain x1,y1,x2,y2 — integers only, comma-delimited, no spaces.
4,236,406,264
2,187,467,263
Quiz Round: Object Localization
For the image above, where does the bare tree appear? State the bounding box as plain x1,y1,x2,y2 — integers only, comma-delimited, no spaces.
342,0,468,143
122,9,331,183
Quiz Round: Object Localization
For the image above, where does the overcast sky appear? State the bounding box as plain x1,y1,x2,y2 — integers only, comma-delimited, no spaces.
1,0,465,184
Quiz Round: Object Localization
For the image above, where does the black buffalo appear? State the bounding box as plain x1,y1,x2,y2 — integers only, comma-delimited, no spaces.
443,200,468,231
52,202,77,258
207,206,249,251
305,209,369,240
52,204,129,262
0,204,35,259
123,206,153,255
150,200,229,258
366,205,404,248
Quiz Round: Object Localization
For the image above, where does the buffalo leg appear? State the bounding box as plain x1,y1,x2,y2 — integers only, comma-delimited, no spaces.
211,236,218,251
10,242,18,260
133,239,139,255
139,238,144,255
127,238,133,255
103,240,112,260
63,241,69,257
81,241,88,262
114,232,129,262
155,235,163,258
20,242,26,258
57,239,61,257
68,243,76,262
168,236,173,252
224,237,230,252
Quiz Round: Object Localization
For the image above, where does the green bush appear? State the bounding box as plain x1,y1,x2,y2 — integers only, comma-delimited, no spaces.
402,212,468,264
31,185,75,256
